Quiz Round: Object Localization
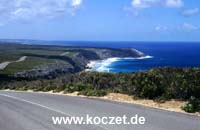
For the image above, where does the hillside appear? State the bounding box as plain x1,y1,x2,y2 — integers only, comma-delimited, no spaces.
0,43,144,79
1,67,200,113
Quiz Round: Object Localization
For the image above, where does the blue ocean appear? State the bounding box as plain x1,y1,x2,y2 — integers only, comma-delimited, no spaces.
25,41,200,73
71,42,200,73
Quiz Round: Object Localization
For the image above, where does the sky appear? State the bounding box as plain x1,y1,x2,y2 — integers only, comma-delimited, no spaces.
0,0,199,42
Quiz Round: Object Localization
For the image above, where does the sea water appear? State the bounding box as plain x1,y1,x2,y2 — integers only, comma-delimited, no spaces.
79,42,200,73
31,41,200,73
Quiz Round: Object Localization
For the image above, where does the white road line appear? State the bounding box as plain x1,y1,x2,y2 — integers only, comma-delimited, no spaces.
0,94,111,130
0,94,69,116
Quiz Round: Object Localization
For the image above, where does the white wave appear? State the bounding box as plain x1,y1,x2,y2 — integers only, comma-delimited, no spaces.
93,57,120,72
123,55,153,60
91,55,153,72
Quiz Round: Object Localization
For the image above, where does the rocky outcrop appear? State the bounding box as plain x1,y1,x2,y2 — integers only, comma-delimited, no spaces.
12,61,74,79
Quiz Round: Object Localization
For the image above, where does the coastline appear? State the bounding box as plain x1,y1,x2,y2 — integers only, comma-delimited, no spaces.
85,55,153,72
85,60,99,71
85,58,120,72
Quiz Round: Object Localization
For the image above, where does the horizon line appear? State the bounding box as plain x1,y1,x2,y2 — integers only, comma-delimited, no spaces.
0,38,200,43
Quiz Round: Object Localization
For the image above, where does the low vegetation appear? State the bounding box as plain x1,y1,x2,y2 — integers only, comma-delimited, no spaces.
0,57,56,74
182,97,200,113
1,67,200,113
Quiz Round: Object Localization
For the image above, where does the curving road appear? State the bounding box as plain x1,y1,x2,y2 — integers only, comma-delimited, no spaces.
0,91,199,130
0,56,27,70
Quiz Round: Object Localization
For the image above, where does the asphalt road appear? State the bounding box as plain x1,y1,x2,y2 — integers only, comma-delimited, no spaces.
0,91,199,130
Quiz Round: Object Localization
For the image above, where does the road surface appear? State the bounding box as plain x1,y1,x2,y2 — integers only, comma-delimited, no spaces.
0,91,199,130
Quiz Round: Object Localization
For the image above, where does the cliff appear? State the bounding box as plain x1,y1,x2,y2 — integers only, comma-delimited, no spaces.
0,44,145,79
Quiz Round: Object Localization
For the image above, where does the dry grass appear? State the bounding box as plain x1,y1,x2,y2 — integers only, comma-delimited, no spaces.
98,93,200,116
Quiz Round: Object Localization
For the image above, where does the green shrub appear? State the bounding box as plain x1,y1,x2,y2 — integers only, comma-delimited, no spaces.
54,85,65,92
182,96,200,113
34,87,44,92
64,83,91,93
43,85,55,92
154,96,167,103
1,67,200,111
79,89,107,97
15,87,28,91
